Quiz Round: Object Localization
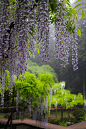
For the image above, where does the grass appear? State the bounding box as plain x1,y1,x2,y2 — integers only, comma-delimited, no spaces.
50,110,74,117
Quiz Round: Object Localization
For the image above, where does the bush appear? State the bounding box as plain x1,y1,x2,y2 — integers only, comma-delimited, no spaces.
4,113,11,118
58,117,76,125
72,109,85,123
48,117,59,125
63,117,74,123
24,113,30,119
59,122,67,127
48,116,77,126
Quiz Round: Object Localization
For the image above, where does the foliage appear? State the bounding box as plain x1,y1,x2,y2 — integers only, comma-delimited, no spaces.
15,72,39,101
48,109,86,126
61,117,74,123
49,0,86,36
27,59,58,82
58,117,76,126
0,70,10,94
43,17,86,94
5,0,86,28
59,122,67,127
51,82,85,109
0,0,86,99
72,109,85,122
1,1,86,124
2,70,55,110
0,70,48,109
0,0,85,78
48,116,75,126
0,113,5,118
48,117,59,125
29,16,86,95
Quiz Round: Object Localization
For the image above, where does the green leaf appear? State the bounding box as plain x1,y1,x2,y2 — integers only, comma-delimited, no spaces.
77,24,82,32
35,47,38,51
65,0,71,7
81,10,85,19
64,0,67,5
83,3,86,5
75,14,78,22
33,55,35,58
74,3,81,9
76,7,82,13
71,8,76,14
77,28,81,37
49,0,57,13
74,0,81,4
38,49,40,54
16,39,18,46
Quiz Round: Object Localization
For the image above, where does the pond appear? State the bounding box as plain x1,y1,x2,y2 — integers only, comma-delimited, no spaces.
0,123,44,129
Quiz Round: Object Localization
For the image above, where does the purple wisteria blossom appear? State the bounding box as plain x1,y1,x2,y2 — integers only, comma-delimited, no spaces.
0,0,79,122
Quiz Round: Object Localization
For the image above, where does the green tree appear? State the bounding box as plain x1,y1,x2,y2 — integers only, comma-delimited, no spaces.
27,59,58,82
0,1,86,128
51,82,85,119
14,72,54,110
0,71,55,112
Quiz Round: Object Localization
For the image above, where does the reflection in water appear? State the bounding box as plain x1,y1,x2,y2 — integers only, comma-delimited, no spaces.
0,124,44,129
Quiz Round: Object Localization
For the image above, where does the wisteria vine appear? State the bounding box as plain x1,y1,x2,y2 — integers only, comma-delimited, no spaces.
0,0,79,124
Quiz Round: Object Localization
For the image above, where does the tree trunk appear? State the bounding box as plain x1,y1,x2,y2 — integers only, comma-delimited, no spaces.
56,108,57,118
68,109,70,118
5,87,15,129
10,87,15,129
61,109,63,121
83,68,86,111
4,114,12,129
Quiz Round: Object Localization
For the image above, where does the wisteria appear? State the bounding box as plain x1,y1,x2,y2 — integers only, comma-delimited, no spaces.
55,101,57,108
45,96,48,113
1,76,5,107
72,31,78,71
54,0,71,68
0,0,80,125
50,87,52,101
16,90,19,112
36,0,50,62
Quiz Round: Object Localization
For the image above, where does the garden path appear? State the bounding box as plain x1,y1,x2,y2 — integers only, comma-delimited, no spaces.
0,117,86,129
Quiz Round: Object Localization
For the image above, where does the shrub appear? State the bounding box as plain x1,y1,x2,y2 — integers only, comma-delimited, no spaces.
59,122,67,127
48,117,76,126
58,117,75,125
24,113,30,119
72,109,85,123
48,117,59,125
63,117,74,123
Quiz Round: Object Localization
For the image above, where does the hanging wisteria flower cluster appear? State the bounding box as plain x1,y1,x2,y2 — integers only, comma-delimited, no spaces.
71,30,78,71
32,97,48,128
54,0,78,70
54,0,71,68
35,0,50,62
